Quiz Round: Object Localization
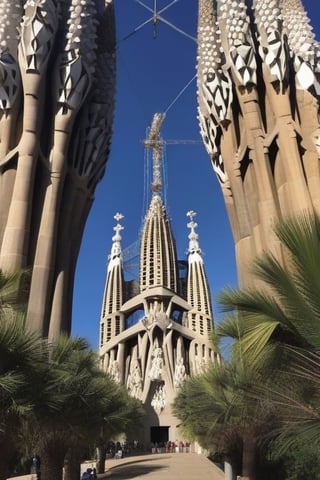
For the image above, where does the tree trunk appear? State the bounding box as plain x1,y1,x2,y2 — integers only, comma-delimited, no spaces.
0,436,16,480
241,434,256,480
64,448,83,480
38,443,66,480
96,445,107,474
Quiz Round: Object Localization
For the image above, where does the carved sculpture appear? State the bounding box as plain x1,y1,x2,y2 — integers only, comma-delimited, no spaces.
174,357,186,388
148,343,164,382
151,383,166,414
0,0,116,340
127,360,143,399
197,0,320,286
108,360,121,384
127,345,143,398
174,336,187,388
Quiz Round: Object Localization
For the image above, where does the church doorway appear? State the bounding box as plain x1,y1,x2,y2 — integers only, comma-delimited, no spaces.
150,426,169,444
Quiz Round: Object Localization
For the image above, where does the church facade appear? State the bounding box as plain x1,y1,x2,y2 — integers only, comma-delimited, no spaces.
99,114,218,446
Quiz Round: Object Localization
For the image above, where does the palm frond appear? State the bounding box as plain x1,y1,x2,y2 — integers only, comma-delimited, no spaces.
0,269,30,313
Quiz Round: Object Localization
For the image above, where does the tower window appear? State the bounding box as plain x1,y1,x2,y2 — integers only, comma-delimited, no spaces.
100,322,104,347
115,315,120,335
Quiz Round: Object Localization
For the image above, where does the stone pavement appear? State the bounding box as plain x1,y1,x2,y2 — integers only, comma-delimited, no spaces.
97,453,225,480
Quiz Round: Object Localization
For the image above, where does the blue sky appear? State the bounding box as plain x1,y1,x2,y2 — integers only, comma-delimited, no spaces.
71,0,320,354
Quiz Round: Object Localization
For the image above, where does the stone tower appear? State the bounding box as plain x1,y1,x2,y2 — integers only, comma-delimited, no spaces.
196,0,320,286
99,114,217,445
0,0,116,341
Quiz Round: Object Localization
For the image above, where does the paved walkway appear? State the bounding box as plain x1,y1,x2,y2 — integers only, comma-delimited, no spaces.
96,453,225,480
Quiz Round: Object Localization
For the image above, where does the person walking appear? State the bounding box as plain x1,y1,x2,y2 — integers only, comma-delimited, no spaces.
81,467,94,479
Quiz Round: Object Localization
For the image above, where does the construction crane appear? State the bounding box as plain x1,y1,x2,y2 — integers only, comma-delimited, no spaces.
142,139,201,146
122,113,201,273
142,112,201,196
142,114,201,151
144,112,166,194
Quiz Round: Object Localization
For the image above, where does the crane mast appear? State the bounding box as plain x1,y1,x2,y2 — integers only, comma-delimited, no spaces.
144,112,166,195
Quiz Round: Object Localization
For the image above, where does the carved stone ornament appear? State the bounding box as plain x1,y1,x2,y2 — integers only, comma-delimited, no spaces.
174,357,186,388
127,359,143,399
108,360,121,384
151,383,166,414
148,346,163,381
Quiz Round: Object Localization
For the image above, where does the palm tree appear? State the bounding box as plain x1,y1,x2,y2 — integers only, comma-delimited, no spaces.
174,213,320,479
24,334,144,480
217,213,320,463
0,314,49,480
218,213,320,364
0,268,144,480
173,357,274,480
0,267,48,480
94,388,145,475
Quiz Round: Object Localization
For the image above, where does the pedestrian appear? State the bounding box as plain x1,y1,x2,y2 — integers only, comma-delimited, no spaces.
81,467,94,479
30,454,41,478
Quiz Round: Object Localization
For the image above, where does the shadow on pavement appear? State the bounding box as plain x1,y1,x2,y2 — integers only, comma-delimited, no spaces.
99,456,171,479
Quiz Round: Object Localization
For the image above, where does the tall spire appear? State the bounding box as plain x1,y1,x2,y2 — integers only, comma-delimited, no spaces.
140,113,178,292
0,0,116,341
99,212,125,347
187,210,202,258
196,0,320,288
281,0,320,95
196,0,233,185
108,212,124,271
281,0,317,63
186,211,213,336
